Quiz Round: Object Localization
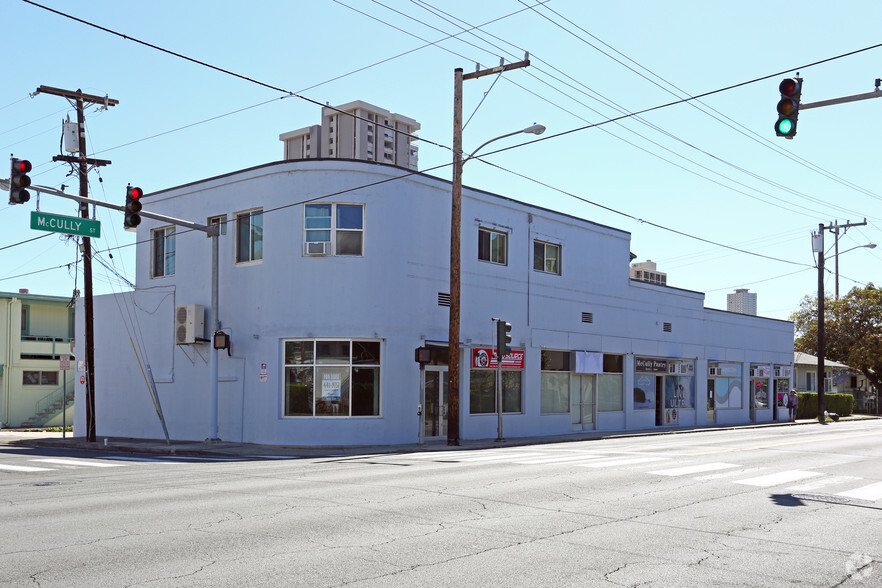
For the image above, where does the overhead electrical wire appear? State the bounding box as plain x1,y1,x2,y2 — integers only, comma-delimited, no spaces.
20,0,878,272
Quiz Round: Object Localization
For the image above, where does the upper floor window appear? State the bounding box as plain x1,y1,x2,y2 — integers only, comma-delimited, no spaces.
207,214,227,236
236,209,263,264
21,305,29,335
304,204,364,256
152,226,175,278
533,240,561,275
478,228,507,265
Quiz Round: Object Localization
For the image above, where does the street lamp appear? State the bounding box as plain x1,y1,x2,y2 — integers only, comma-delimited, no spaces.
447,122,545,446
835,243,876,299
448,77,544,447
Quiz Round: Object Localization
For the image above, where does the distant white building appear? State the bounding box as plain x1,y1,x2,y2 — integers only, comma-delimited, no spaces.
630,260,666,286
279,100,420,170
728,288,757,316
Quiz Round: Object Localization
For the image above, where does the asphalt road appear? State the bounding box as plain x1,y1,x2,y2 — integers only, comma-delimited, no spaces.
1,421,880,587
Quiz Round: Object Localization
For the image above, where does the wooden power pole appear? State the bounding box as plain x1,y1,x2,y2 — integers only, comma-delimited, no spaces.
35,86,117,442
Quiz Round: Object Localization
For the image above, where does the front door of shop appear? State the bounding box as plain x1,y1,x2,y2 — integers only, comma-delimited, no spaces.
570,375,595,430
423,368,448,439
707,380,716,424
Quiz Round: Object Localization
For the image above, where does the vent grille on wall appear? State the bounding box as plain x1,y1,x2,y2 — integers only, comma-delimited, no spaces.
581,312,593,324
438,292,451,307
663,322,672,333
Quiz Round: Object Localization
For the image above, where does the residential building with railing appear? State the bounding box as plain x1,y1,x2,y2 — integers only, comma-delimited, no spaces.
0,290,74,428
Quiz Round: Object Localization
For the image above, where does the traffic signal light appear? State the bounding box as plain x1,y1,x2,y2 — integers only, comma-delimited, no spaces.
124,185,143,230
496,320,512,359
9,158,32,204
775,77,802,139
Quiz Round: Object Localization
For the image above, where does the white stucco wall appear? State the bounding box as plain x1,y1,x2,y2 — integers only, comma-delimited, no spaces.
75,159,793,446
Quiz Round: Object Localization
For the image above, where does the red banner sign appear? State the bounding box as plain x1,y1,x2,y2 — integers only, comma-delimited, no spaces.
471,348,525,370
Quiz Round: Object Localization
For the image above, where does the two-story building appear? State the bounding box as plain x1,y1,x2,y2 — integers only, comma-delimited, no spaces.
1,290,74,428
74,158,794,446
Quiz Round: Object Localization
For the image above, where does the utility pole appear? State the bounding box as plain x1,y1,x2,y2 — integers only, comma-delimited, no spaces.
815,219,867,423
448,56,529,446
34,86,118,443
827,219,868,300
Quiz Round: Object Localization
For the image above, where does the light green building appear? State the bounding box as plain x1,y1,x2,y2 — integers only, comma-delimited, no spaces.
0,290,75,428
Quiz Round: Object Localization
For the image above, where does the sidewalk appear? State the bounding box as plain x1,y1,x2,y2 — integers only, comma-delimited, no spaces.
3,415,878,459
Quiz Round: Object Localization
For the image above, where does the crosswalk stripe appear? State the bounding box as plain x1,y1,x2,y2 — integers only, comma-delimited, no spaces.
577,456,670,468
31,458,125,468
514,454,608,465
693,467,766,481
787,475,862,492
460,452,544,462
837,481,882,501
734,470,822,487
650,462,741,476
0,464,54,472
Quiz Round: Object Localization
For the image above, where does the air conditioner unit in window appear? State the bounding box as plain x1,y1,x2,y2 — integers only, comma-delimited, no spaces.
678,363,692,375
667,363,679,374
708,367,721,377
749,368,760,378
304,241,331,256
175,304,204,345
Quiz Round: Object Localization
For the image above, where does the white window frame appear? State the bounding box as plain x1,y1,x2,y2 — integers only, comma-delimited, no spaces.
303,203,364,257
235,208,263,265
151,226,175,278
533,240,561,275
208,214,227,236
282,339,382,417
478,227,508,265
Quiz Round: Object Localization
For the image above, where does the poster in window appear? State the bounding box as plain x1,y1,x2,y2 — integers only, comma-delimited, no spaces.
321,373,342,401
634,374,655,410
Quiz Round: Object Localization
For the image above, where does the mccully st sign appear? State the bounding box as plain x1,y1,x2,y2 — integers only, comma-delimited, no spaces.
31,211,101,238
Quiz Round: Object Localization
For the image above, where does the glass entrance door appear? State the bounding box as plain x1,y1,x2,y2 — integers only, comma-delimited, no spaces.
707,380,716,423
424,369,448,439
570,375,595,430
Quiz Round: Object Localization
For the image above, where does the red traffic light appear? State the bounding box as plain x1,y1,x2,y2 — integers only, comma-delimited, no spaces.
129,186,143,199
13,159,32,174
779,78,800,97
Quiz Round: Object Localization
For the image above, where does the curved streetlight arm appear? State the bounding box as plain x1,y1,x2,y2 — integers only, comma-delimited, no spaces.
464,124,545,166
839,243,877,256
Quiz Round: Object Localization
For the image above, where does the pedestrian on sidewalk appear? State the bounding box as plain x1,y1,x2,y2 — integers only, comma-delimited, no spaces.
787,390,799,422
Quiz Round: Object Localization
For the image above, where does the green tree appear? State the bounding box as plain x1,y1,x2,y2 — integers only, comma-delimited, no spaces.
791,284,882,391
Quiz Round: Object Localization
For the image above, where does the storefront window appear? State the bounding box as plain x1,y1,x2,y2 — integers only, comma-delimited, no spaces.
541,350,570,414
470,371,522,414
665,376,694,409
709,363,742,409
283,340,380,417
597,374,624,411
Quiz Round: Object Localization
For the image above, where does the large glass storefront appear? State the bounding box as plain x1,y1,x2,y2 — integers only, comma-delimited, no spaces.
634,357,695,426
540,350,624,428
283,339,381,417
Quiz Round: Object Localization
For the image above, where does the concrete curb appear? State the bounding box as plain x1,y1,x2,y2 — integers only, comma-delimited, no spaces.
3,415,878,459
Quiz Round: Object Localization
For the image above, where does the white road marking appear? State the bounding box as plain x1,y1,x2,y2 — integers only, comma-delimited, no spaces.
787,475,863,492
0,464,54,472
514,454,608,465
693,467,767,481
460,452,544,462
31,458,125,468
734,470,822,487
650,462,741,476
837,481,882,501
577,456,670,468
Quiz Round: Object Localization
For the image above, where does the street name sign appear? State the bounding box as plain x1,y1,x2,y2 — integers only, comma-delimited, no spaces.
31,211,101,238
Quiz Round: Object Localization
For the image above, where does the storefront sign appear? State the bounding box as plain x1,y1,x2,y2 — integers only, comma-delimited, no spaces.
575,351,603,374
635,357,668,373
472,348,524,370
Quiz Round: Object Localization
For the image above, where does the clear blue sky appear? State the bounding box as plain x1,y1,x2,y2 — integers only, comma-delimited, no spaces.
3,0,881,321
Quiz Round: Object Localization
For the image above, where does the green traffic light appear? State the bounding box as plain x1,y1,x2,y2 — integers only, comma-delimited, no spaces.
777,118,793,135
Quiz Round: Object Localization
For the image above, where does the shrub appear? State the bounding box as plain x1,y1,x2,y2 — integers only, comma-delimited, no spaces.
796,392,853,419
